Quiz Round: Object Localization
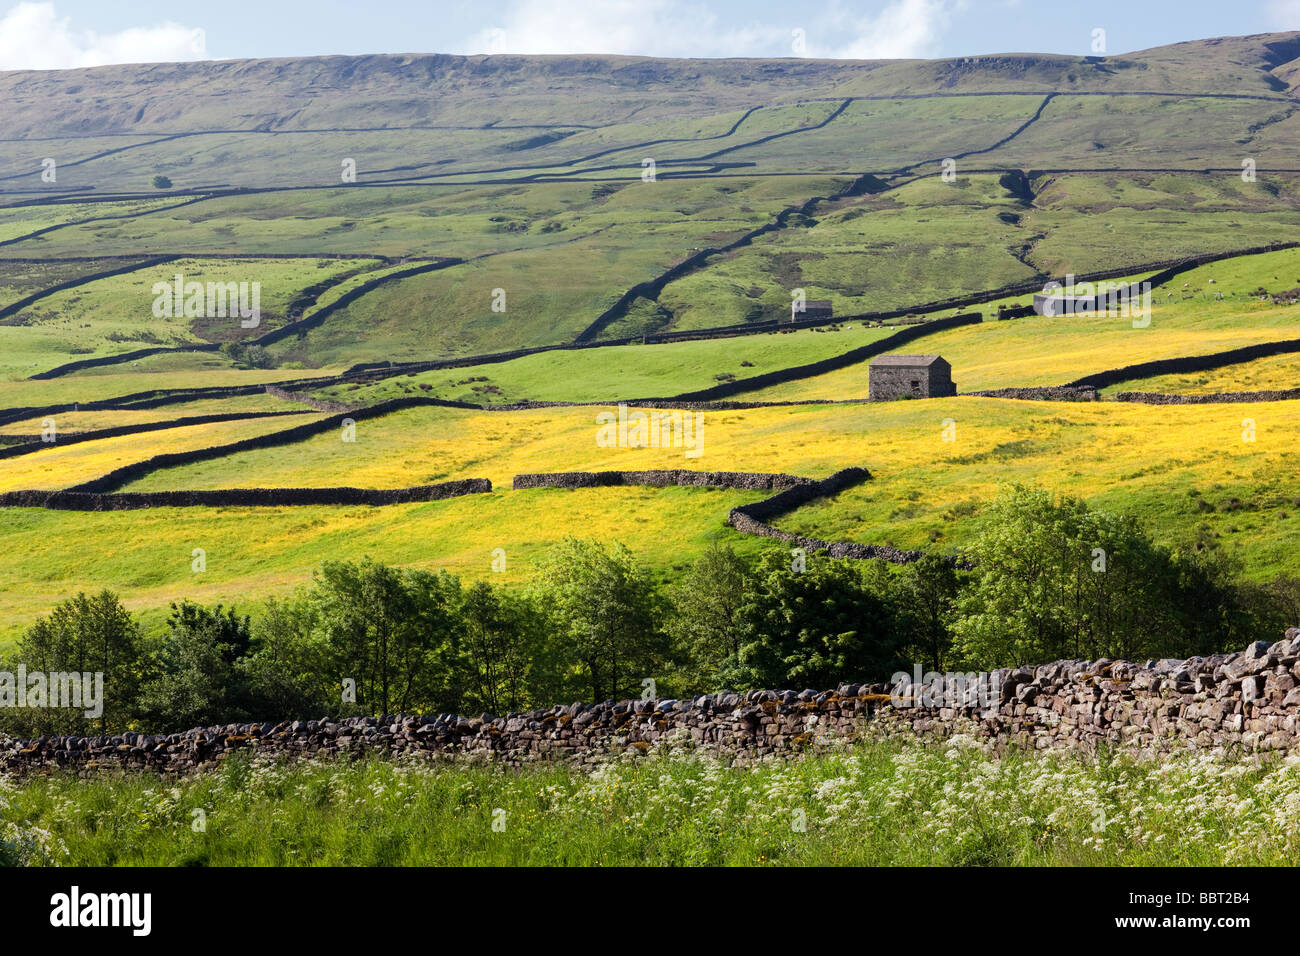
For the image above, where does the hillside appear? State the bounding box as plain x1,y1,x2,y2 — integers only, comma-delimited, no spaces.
2,30,1298,138
0,31,1299,643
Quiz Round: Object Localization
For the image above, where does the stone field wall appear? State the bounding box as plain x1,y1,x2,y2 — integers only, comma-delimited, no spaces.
5,630,1299,776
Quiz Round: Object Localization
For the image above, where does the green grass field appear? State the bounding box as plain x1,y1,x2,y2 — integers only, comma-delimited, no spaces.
5,736,1298,866
3,34,1300,651
5,32,1300,873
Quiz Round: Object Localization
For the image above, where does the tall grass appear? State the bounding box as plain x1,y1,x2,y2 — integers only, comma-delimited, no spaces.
4,735,1299,866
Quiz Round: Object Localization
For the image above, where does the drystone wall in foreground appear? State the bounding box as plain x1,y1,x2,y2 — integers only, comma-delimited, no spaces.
5,630,1300,776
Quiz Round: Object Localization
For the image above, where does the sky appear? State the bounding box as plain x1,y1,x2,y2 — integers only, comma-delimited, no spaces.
0,0,1297,70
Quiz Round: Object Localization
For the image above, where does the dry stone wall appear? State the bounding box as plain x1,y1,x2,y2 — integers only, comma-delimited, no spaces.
513,470,809,491
6,630,1299,776
1116,389,1300,404
724,466,936,565
966,386,1098,402
511,468,934,564
661,313,981,402
0,479,491,511
1065,337,1300,391
0,410,311,461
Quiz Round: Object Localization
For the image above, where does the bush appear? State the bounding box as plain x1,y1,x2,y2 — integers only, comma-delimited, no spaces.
139,603,254,729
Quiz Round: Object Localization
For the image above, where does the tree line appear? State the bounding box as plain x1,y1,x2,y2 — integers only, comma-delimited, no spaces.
2,485,1295,736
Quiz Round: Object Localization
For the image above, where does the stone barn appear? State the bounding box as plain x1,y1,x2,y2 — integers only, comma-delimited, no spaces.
868,354,956,400
1033,292,1092,316
798,299,833,321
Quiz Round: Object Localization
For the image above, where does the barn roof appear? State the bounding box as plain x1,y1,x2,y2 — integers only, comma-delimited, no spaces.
868,354,948,367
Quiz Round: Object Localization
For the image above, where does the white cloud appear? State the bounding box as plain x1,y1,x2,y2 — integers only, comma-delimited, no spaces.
816,0,960,59
1267,0,1300,29
465,0,958,59
0,2,207,71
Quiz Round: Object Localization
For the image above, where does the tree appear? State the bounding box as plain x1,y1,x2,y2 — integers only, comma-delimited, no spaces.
244,595,333,719
952,485,1197,667
1264,574,1300,627
532,538,667,702
10,590,142,734
311,559,464,715
892,554,963,673
1164,543,1255,659
151,174,173,189
138,602,254,730
1247,573,1300,639
724,550,900,691
459,581,552,714
666,542,751,692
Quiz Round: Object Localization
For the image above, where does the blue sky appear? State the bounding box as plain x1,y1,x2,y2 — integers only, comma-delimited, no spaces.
1,0,1297,70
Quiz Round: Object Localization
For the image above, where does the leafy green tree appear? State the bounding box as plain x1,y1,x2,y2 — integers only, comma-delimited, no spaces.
1164,543,1256,659
892,554,963,673
460,580,553,714
724,550,900,690
1244,573,1300,640
953,485,1197,667
245,595,333,719
1264,574,1300,626
532,538,668,702
151,174,172,189
666,542,751,693
10,590,142,734
138,602,254,730
311,559,465,715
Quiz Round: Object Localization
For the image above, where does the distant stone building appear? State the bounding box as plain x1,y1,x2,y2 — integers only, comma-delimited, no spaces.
797,299,833,321
868,354,956,400
1033,292,1094,316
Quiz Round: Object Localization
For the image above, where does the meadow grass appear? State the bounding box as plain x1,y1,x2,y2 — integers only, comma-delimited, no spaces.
4,735,1299,866
657,174,1300,333
0,394,311,435
0,197,179,244
0,360,342,400
311,322,898,406
1106,352,1300,395
0,256,375,378
743,299,1300,400
986,95,1300,169
0,414,326,492
0,486,765,642
0,393,1289,641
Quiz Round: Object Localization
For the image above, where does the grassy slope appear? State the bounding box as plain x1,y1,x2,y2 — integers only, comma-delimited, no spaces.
5,737,1297,866
0,394,306,435
0,362,342,410
310,322,897,405
2,35,1300,643
740,248,1300,398
0,414,326,492
0,393,1266,638
0,486,762,641
1109,351,1300,394
0,257,377,378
